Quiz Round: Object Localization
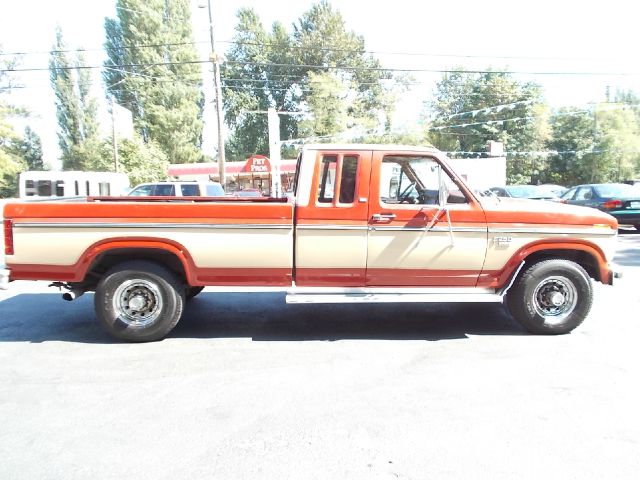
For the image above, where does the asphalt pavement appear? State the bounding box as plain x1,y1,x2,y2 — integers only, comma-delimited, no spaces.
0,230,639,480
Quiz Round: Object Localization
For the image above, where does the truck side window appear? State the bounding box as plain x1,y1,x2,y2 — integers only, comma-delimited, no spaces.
181,184,199,196
339,156,358,204
380,156,467,205
317,155,359,206
154,184,175,196
317,156,337,203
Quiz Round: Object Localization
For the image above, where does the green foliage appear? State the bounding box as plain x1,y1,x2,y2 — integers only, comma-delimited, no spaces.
104,0,204,163
49,28,101,170
0,47,27,197
17,126,45,171
425,70,549,184
222,1,403,160
300,71,349,136
547,104,640,185
116,136,169,185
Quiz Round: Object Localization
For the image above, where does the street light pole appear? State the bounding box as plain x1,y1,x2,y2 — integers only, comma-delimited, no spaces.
205,0,226,187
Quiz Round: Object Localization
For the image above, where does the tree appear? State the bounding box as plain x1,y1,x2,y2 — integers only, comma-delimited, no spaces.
595,104,640,182
18,126,45,171
104,0,204,163
424,70,549,184
547,109,598,185
0,104,26,198
547,104,640,185
116,136,169,185
49,28,101,170
222,1,403,160
0,47,27,197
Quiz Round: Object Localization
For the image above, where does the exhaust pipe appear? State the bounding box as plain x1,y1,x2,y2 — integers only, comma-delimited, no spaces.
62,288,85,301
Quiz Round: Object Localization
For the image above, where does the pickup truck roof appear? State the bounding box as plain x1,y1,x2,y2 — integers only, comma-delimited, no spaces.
302,144,441,154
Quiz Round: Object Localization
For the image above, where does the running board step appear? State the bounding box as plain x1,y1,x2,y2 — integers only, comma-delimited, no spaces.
286,293,503,304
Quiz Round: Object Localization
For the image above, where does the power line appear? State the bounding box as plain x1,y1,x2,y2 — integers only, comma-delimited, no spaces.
0,40,211,58
219,40,631,63
430,103,640,131
3,37,629,64
224,61,640,77
4,58,640,77
1,59,209,73
430,100,534,122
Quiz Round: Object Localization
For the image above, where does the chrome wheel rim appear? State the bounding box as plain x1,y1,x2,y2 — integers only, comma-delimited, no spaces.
113,279,163,327
532,276,578,324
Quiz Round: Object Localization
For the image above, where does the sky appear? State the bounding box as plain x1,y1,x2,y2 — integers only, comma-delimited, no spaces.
1,0,639,168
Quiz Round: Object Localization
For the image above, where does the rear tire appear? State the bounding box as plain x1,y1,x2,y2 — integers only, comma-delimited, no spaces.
506,259,592,335
94,260,185,342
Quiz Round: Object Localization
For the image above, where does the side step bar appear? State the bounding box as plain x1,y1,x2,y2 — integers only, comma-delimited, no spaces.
286,290,503,304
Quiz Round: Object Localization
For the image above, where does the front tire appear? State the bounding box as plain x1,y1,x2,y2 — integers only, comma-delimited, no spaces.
506,259,593,335
95,260,185,342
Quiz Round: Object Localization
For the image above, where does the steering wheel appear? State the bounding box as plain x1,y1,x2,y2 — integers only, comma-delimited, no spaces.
398,182,417,203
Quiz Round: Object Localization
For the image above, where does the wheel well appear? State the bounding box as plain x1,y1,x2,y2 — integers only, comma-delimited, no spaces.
522,249,601,282
84,248,188,290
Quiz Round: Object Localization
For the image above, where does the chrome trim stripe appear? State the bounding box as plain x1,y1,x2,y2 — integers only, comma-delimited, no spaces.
14,222,293,230
488,227,615,236
498,260,526,297
371,226,487,233
296,225,368,231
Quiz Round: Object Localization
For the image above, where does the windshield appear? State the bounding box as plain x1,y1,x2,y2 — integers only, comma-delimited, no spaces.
505,185,540,198
594,184,640,198
205,184,224,196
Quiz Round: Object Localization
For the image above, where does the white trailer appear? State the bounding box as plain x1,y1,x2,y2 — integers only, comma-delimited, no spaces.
18,171,130,198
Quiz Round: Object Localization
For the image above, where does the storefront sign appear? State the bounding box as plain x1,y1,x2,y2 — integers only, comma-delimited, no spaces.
243,155,271,173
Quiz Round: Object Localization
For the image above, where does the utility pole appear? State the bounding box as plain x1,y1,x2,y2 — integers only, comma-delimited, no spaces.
267,108,281,197
244,109,298,197
110,98,119,173
204,0,226,187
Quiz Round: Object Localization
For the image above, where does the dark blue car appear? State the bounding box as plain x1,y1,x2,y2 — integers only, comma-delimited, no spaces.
559,183,640,230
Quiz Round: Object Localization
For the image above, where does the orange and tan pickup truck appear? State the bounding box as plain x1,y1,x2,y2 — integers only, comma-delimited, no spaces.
1,144,622,341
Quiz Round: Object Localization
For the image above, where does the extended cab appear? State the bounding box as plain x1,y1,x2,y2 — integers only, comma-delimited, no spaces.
1,145,621,341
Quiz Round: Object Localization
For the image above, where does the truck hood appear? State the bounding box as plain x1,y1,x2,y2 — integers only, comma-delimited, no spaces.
479,197,618,228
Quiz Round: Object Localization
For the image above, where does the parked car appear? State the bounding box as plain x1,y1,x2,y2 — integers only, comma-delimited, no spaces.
488,185,556,200
128,181,225,197
559,183,640,230
535,184,568,198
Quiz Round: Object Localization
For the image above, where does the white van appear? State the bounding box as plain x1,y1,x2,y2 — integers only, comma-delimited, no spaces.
128,181,225,197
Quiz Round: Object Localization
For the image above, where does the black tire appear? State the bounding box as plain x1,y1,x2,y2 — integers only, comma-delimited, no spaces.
506,259,593,335
634,224,640,231
94,260,185,342
186,286,205,300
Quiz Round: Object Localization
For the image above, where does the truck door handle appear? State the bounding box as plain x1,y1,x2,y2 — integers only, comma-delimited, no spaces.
372,213,396,222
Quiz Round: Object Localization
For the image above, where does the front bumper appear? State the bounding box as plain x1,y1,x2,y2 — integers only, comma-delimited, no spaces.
0,268,9,290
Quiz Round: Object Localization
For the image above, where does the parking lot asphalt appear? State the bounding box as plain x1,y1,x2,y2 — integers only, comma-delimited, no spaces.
0,230,638,480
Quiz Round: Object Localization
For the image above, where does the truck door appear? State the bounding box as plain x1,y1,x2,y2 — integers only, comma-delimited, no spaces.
294,149,372,286
366,151,488,287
